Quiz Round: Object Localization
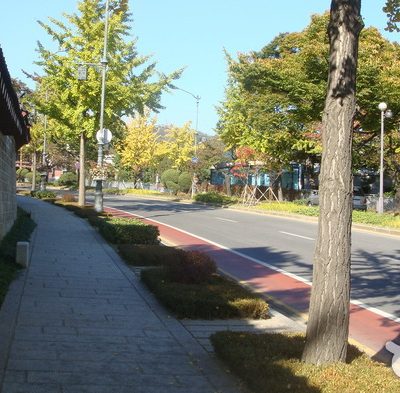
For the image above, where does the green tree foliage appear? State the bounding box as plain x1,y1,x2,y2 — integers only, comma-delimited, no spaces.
33,0,182,157
217,12,400,175
195,136,231,182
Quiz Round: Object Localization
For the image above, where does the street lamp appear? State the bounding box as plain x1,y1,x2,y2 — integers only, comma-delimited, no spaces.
94,0,110,213
173,86,200,197
377,102,392,214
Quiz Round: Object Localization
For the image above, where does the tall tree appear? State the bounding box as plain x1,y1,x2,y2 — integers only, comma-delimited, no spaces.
301,0,363,365
33,0,181,203
218,12,400,180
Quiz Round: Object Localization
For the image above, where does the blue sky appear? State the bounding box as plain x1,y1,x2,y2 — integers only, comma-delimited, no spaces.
0,1,397,135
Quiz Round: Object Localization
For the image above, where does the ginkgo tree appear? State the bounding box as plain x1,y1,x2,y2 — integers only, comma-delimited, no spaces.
33,0,181,204
158,122,196,171
117,112,160,183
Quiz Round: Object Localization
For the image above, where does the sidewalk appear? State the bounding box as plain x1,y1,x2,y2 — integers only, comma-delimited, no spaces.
0,197,302,393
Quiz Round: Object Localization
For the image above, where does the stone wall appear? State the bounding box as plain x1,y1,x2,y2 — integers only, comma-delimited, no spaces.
0,133,17,240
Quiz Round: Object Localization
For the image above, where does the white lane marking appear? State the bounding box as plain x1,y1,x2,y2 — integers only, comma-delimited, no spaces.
106,205,400,325
279,231,315,241
214,217,238,223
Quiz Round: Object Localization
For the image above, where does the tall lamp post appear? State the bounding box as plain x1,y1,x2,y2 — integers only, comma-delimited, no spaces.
173,87,200,197
94,0,110,213
377,102,392,214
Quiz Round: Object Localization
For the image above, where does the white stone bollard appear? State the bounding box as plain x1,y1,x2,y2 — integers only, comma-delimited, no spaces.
16,241,29,268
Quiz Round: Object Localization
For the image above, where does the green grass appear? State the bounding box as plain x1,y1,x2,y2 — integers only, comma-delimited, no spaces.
250,201,400,229
211,331,400,393
0,208,36,306
141,268,269,319
254,201,320,217
124,188,165,197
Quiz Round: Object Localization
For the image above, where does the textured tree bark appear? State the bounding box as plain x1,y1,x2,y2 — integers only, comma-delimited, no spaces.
302,0,363,364
78,133,86,207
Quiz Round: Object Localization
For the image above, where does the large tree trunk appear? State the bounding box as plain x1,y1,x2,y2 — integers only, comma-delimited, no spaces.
302,0,363,365
78,133,86,206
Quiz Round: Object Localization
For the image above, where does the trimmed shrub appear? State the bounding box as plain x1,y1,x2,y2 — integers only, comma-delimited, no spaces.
31,190,57,199
118,244,182,267
97,217,160,244
166,250,217,284
25,172,41,184
195,192,236,205
58,172,78,186
16,168,29,182
161,169,180,194
178,172,192,193
165,180,180,194
141,269,269,319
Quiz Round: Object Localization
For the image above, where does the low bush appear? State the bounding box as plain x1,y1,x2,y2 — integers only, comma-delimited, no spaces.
54,201,105,224
118,244,182,267
25,172,40,184
97,217,160,244
31,190,57,200
166,250,217,284
58,172,78,187
195,192,236,205
16,168,29,182
0,208,36,306
141,268,269,319
178,172,192,193
211,331,400,393
161,169,180,194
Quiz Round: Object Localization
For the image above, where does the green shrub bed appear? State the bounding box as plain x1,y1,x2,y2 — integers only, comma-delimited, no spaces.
211,332,400,393
195,192,237,205
97,216,159,244
31,190,57,200
141,268,269,319
118,244,182,266
253,201,400,229
0,208,36,306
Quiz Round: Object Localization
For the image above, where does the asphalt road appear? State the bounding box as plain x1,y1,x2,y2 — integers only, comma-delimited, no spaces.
103,195,400,319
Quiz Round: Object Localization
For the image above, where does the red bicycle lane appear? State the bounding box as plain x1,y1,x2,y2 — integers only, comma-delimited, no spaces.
105,206,400,361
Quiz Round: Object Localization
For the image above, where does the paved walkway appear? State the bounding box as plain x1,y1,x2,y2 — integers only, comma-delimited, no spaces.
0,197,302,393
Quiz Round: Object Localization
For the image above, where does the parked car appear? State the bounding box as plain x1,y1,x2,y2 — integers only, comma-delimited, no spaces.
306,188,367,211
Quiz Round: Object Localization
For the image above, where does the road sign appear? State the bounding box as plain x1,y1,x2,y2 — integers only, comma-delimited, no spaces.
96,128,112,144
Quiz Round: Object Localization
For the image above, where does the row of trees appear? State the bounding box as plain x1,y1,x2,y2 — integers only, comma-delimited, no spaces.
18,0,230,198
217,12,400,196
118,114,228,185
18,0,400,367
22,0,181,202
